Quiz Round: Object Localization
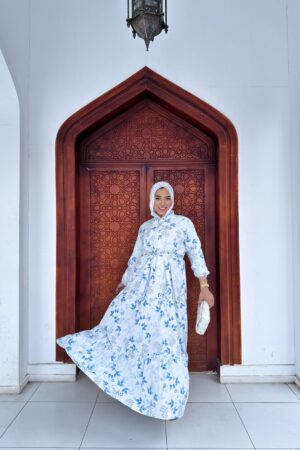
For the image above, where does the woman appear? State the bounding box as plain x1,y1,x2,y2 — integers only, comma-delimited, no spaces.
56,180,214,420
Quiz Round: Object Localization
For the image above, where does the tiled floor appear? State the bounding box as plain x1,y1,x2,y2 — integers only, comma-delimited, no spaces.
0,371,300,449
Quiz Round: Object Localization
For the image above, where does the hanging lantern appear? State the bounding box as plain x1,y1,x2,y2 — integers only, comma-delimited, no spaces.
126,0,168,51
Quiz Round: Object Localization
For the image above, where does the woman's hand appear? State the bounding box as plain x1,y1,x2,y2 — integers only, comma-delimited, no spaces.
198,287,214,308
116,282,125,294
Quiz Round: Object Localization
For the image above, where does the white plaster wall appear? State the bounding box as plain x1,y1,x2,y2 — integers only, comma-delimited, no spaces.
28,0,295,365
0,0,30,386
0,0,299,377
0,50,20,387
287,0,300,378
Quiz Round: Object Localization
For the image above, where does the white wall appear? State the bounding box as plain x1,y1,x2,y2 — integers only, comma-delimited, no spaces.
0,0,299,382
287,0,300,379
0,0,30,388
0,49,20,389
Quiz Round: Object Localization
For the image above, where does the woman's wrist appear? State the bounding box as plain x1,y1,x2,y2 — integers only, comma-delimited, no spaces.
199,276,209,289
200,286,209,293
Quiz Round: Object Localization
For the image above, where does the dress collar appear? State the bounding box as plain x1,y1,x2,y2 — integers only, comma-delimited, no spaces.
153,209,175,223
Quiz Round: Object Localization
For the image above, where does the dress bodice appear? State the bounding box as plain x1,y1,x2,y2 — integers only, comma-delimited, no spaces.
121,211,210,286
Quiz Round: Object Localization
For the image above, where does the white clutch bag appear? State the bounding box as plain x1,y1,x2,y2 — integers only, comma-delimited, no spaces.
195,300,210,335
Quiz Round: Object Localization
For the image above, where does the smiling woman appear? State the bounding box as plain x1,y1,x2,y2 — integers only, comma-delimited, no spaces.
56,179,213,421
153,188,172,216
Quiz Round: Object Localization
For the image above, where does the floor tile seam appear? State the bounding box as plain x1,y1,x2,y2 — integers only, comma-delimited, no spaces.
80,448,168,449
164,419,168,448
224,383,234,403
222,384,256,449
187,400,233,403
79,389,101,449
0,401,29,403
231,401,256,449
0,402,28,441
26,400,99,403
227,386,257,447
10,396,300,404
0,447,266,450
27,381,42,401
187,400,300,403
10,399,300,404
0,382,41,403
233,401,300,404
225,385,300,404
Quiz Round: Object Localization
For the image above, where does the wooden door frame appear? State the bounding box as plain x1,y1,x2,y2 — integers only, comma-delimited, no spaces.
55,66,241,366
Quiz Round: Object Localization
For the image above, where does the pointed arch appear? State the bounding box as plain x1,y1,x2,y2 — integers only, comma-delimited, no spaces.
56,67,241,367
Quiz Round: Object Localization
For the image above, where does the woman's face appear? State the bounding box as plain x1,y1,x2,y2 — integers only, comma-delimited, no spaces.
153,187,172,217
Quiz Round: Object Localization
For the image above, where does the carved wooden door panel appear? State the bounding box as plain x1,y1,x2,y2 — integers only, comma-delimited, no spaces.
78,166,147,331
149,166,217,371
77,99,218,371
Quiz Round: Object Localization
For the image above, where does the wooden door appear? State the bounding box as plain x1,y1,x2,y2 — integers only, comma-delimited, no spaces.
150,166,217,371
77,99,217,371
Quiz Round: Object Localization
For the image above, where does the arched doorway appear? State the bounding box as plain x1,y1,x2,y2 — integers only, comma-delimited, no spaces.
56,67,241,372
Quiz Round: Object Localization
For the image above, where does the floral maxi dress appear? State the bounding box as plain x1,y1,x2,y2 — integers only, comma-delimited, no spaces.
56,210,210,420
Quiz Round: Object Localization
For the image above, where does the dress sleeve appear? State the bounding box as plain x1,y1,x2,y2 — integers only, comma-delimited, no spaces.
121,224,144,286
183,218,210,278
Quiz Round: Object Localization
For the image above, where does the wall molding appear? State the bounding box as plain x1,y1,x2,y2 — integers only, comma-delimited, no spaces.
218,363,297,384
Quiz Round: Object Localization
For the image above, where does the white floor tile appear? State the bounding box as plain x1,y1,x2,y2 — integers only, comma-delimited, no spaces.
189,373,232,402
166,402,253,448
236,402,300,448
81,402,166,448
1,377,300,448
0,403,25,437
30,371,98,403
226,382,300,402
0,401,93,447
96,388,119,403
0,382,40,402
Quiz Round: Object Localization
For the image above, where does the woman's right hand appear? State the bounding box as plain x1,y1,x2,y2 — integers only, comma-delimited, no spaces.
116,282,125,294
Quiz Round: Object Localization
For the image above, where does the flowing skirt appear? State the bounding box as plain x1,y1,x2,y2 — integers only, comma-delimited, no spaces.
56,254,189,420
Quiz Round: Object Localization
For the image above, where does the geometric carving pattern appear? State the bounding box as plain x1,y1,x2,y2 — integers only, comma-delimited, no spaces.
81,104,215,162
89,170,140,322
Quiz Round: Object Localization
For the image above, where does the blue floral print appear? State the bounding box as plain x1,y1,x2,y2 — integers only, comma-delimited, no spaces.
56,209,209,420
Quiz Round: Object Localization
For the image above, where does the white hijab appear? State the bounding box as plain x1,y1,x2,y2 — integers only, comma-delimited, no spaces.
149,181,174,219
